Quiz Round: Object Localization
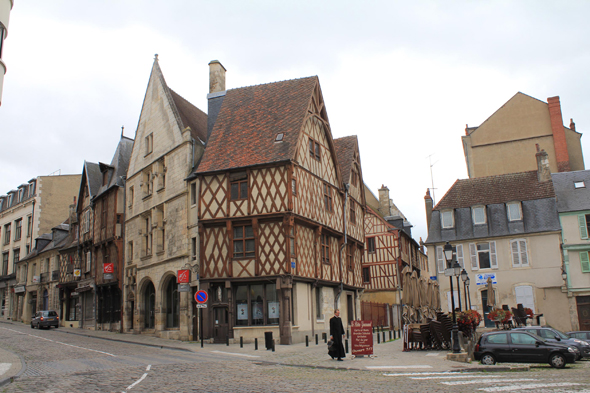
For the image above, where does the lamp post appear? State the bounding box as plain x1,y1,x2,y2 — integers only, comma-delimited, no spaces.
461,269,469,310
443,242,461,354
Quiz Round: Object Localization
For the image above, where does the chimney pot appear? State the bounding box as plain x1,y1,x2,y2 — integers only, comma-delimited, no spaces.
208,60,227,94
570,118,576,131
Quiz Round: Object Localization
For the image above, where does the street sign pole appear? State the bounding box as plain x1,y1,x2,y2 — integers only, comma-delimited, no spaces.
200,306,203,348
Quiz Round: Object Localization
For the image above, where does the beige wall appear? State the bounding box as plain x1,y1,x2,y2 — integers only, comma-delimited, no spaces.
428,231,573,331
37,175,81,235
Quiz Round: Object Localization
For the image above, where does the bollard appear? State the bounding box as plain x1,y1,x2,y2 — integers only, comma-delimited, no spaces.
201,338,204,348
398,328,401,338
347,329,349,339
324,333,327,344
382,331,386,343
389,330,392,340
255,338,258,350
377,332,381,344
315,334,318,345
226,335,229,346
240,336,243,348
345,339,349,354
272,340,275,352
372,326,375,333
306,335,309,347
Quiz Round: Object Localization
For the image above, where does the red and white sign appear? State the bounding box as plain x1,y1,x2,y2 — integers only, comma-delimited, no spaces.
103,263,114,274
351,320,374,356
195,290,208,304
177,269,190,284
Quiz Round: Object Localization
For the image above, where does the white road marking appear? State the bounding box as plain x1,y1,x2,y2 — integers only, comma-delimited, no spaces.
385,372,474,377
411,375,506,380
367,365,433,369
210,350,260,358
0,363,11,376
425,353,439,356
124,365,152,391
0,327,116,357
479,382,582,392
442,378,536,385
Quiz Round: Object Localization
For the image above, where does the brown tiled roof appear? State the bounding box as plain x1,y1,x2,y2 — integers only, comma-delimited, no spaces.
197,77,318,173
333,136,357,184
170,89,208,143
434,170,555,210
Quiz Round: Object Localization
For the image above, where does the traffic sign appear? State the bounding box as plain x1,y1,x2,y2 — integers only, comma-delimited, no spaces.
197,304,208,308
195,290,208,304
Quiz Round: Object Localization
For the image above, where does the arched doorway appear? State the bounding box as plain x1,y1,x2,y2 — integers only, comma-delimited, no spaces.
164,278,179,328
42,289,48,311
144,282,155,329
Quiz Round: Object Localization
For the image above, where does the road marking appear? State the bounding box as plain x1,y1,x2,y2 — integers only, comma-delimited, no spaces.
124,365,151,391
210,350,260,358
385,372,473,376
478,382,582,392
0,363,11,376
411,375,505,380
442,378,536,385
425,353,439,356
367,365,433,369
0,327,116,357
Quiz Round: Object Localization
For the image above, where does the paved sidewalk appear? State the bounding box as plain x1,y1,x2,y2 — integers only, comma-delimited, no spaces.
0,319,516,377
0,345,24,387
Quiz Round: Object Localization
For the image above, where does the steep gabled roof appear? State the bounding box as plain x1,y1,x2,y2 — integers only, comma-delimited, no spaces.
196,77,318,174
435,171,555,210
333,136,357,184
94,136,134,199
552,170,590,213
170,89,208,143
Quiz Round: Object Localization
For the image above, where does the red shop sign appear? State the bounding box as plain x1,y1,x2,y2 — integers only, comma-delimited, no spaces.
103,263,114,274
177,269,190,284
351,320,373,356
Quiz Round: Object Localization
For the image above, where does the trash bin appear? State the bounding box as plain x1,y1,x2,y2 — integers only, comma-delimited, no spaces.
264,331,273,350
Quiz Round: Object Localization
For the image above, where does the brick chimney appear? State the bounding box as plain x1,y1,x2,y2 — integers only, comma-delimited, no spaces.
424,189,433,232
208,60,226,94
535,144,551,182
378,185,390,216
547,96,571,172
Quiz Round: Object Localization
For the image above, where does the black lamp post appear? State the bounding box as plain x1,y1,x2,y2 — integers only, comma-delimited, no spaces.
461,269,469,311
443,242,462,354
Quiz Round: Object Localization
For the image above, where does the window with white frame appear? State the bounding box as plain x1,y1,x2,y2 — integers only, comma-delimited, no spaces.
579,251,590,273
507,202,522,221
85,251,92,272
446,290,459,312
578,214,590,240
510,239,529,267
472,206,486,225
436,244,464,273
469,241,497,270
456,244,464,268
514,285,535,312
441,210,454,228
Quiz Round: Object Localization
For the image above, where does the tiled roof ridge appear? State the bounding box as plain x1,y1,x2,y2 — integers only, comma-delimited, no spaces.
227,75,318,92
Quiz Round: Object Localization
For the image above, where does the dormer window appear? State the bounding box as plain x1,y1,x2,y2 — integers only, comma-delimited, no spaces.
575,181,585,189
275,133,284,142
441,210,454,228
472,206,486,225
507,202,522,221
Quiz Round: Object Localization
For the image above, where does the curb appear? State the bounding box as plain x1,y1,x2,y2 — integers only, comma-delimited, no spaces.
0,347,27,388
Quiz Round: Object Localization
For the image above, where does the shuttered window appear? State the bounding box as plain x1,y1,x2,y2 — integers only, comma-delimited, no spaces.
510,239,529,267
580,252,590,273
456,244,464,268
579,214,589,240
469,241,497,270
436,246,444,273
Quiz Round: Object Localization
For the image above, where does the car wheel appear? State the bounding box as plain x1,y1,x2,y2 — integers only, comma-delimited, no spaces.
549,353,566,369
480,353,496,365
54,325,59,329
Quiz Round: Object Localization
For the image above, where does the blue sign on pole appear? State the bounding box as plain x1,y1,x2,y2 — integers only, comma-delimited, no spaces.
195,290,208,304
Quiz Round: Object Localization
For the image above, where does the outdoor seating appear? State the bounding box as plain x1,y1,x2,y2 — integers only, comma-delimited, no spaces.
512,307,528,327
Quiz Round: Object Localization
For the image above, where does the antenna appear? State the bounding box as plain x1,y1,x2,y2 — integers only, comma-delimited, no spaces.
426,154,437,205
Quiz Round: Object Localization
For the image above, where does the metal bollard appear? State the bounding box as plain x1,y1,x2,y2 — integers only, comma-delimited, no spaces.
345,339,349,354
255,338,258,350
240,336,243,348
382,331,386,343
389,330,392,340
226,335,229,346
315,334,318,345
347,329,350,339
306,335,309,347
324,333,327,344
377,332,381,344
272,340,275,352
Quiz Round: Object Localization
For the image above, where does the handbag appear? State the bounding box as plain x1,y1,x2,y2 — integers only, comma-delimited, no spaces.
327,339,335,351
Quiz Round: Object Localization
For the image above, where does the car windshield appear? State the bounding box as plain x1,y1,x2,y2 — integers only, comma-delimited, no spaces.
552,329,570,340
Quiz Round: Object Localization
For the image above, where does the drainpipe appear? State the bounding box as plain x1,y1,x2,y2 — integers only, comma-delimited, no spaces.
335,183,349,309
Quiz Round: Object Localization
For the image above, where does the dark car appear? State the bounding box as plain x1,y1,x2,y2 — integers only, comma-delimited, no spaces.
31,310,59,329
514,326,590,360
474,331,576,368
567,331,590,343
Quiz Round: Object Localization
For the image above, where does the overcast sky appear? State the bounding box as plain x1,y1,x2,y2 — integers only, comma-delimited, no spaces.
2,1,590,243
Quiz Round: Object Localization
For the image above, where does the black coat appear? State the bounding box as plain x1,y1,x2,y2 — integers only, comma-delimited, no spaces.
329,315,346,358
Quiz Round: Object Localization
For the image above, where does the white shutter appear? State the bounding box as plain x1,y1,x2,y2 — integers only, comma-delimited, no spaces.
515,285,535,313
469,243,478,270
519,240,528,266
446,291,459,312
511,240,520,266
436,246,444,273
456,244,464,268
579,215,589,240
490,241,498,269
86,251,91,272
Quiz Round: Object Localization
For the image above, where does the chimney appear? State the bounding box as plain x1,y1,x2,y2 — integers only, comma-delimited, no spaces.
570,118,576,132
535,144,551,182
547,96,571,172
465,124,469,136
378,185,390,216
424,189,433,232
207,60,228,141
208,60,226,94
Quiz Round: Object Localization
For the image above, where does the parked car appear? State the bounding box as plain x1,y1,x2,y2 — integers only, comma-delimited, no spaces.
567,331,590,343
31,310,59,329
513,326,589,360
474,331,577,368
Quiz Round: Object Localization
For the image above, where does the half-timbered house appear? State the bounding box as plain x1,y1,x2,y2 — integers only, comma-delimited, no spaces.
191,62,364,345
123,56,207,340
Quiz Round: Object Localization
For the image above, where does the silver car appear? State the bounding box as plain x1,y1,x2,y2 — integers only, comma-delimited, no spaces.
31,310,59,329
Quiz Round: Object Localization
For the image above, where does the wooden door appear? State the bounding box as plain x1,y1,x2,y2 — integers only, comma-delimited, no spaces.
577,296,590,331
213,306,229,343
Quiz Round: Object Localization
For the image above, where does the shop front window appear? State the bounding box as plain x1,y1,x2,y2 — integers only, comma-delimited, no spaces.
235,283,280,326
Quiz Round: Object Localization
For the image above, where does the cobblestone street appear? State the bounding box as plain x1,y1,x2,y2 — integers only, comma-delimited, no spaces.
2,321,590,392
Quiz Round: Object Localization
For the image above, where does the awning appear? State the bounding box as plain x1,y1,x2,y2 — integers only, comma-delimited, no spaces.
76,285,93,293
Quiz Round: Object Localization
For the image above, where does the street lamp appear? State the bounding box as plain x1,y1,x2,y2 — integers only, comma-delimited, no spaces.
561,269,567,282
443,242,462,354
461,269,469,311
